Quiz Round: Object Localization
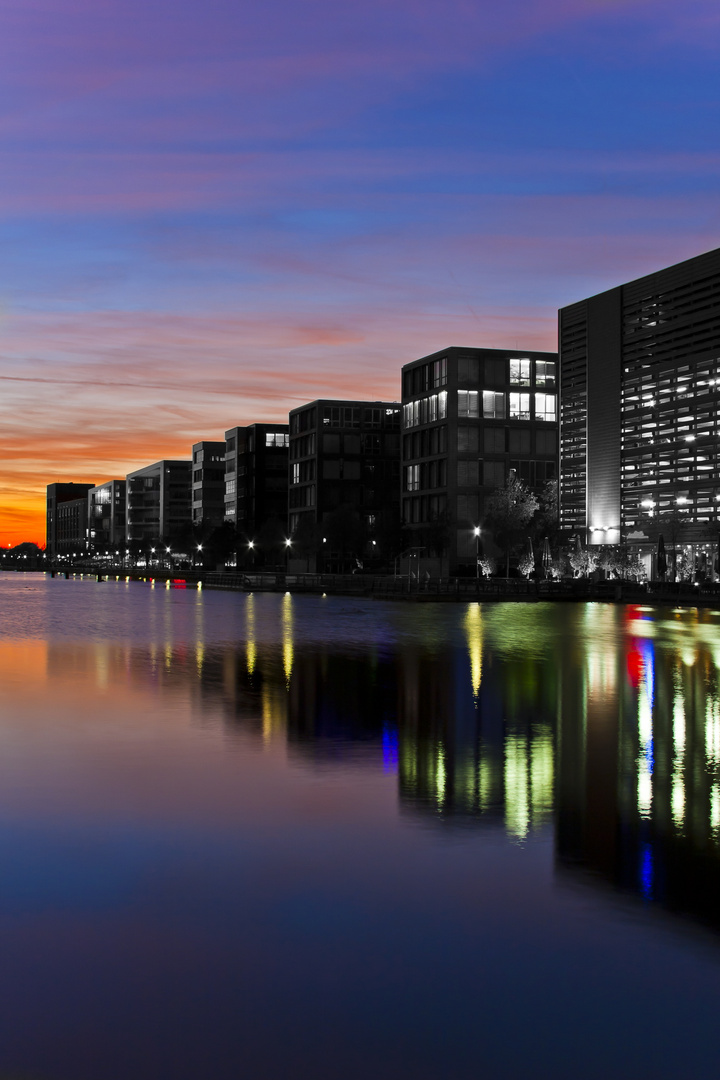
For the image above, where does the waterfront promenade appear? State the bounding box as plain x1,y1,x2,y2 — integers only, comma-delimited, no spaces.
41,565,720,606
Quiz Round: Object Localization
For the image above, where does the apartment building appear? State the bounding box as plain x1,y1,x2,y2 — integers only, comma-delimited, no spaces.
401,347,558,573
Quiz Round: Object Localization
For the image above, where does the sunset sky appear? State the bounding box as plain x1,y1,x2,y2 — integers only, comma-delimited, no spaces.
2,0,720,544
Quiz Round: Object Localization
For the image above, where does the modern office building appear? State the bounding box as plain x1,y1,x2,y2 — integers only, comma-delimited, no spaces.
401,347,558,573
87,480,126,552
224,424,289,557
46,482,94,557
191,441,226,529
125,460,192,548
559,246,720,563
288,399,401,571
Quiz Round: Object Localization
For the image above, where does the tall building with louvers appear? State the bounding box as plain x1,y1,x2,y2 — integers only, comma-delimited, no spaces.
401,347,558,573
559,246,720,549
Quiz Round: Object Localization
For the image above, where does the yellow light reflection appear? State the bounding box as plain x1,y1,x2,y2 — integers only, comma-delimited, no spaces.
282,592,293,685
672,685,686,830
505,734,529,839
530,728,554,825
464,603,483,700
262,683,288,744
435,744,446,807
246,593,256,677
706,696,720,768
711,783,720,839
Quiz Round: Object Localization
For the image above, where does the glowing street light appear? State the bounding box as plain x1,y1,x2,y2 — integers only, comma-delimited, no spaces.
473,526,481,579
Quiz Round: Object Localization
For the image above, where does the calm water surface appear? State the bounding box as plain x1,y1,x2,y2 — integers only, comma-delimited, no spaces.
1,572,720,1078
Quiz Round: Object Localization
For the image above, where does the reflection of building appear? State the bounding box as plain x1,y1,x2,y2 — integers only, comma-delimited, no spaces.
556,606,720,930
559,246,720,552
87,480,126,551
191,441,226,528
126,460,192,546
288,399,401,571
400,347,558,574
46,482,94,556
224,424,289,555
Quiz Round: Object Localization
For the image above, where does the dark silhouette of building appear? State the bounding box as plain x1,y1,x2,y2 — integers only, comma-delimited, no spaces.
87,480,126,552
125,460,192,548
224,424,289,562
46,482,94,557
559,246,720,561
191,441,226,529
288,399,401,571
401,347,558,573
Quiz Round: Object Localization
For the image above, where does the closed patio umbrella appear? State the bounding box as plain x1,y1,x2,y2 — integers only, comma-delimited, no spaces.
542,536,551,578
657,534,667,580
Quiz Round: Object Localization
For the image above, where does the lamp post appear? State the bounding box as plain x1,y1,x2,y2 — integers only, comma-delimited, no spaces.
196,543,202,569
473,526,481,579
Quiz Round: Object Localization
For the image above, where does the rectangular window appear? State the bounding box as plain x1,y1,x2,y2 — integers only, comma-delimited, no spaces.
535,393,556,421
458,390,479,417
509,358,531,385
483,391,505,419
433,357,448,387
483,427,504,453
226,479,237,496
536,429,556,454
458,427,480,452
535,361,556,387
456,495,479,521
508,429,531,454
457,356,479,384
483,461,505,488
484,358,505,385
457,461,479,487
266,432,289,447
292,464,300,485
406,464,420,492
509,393,531,419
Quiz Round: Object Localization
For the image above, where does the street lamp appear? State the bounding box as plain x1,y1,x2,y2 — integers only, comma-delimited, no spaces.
473,526,481,579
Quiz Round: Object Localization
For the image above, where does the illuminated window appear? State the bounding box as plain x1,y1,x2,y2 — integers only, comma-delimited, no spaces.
510,392,531,419
535,393,556,421
406,465,420,491
535,361,556,387
510,358,531,385
458,390,479,418
482,391,505,419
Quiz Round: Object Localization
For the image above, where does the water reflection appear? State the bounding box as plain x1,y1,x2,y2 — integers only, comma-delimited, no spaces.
9,588,720,934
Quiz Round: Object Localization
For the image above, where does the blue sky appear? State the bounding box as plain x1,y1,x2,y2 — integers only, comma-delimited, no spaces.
1,0,719,540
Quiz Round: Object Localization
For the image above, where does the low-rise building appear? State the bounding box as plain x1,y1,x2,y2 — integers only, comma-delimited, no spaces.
401,347,558,574
224,424,289,562
87,480,126,553
191,441,226,529
125,460,192,549
46,482,94,557
288,399,401,571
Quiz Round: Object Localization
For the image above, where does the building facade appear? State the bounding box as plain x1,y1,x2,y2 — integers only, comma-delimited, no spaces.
559,246,720,562
224,424,289,558
46,482,94,557
191,441,226,529
125,460,192,548
87,480,126,552
288,400,401,570
401,347,558,573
